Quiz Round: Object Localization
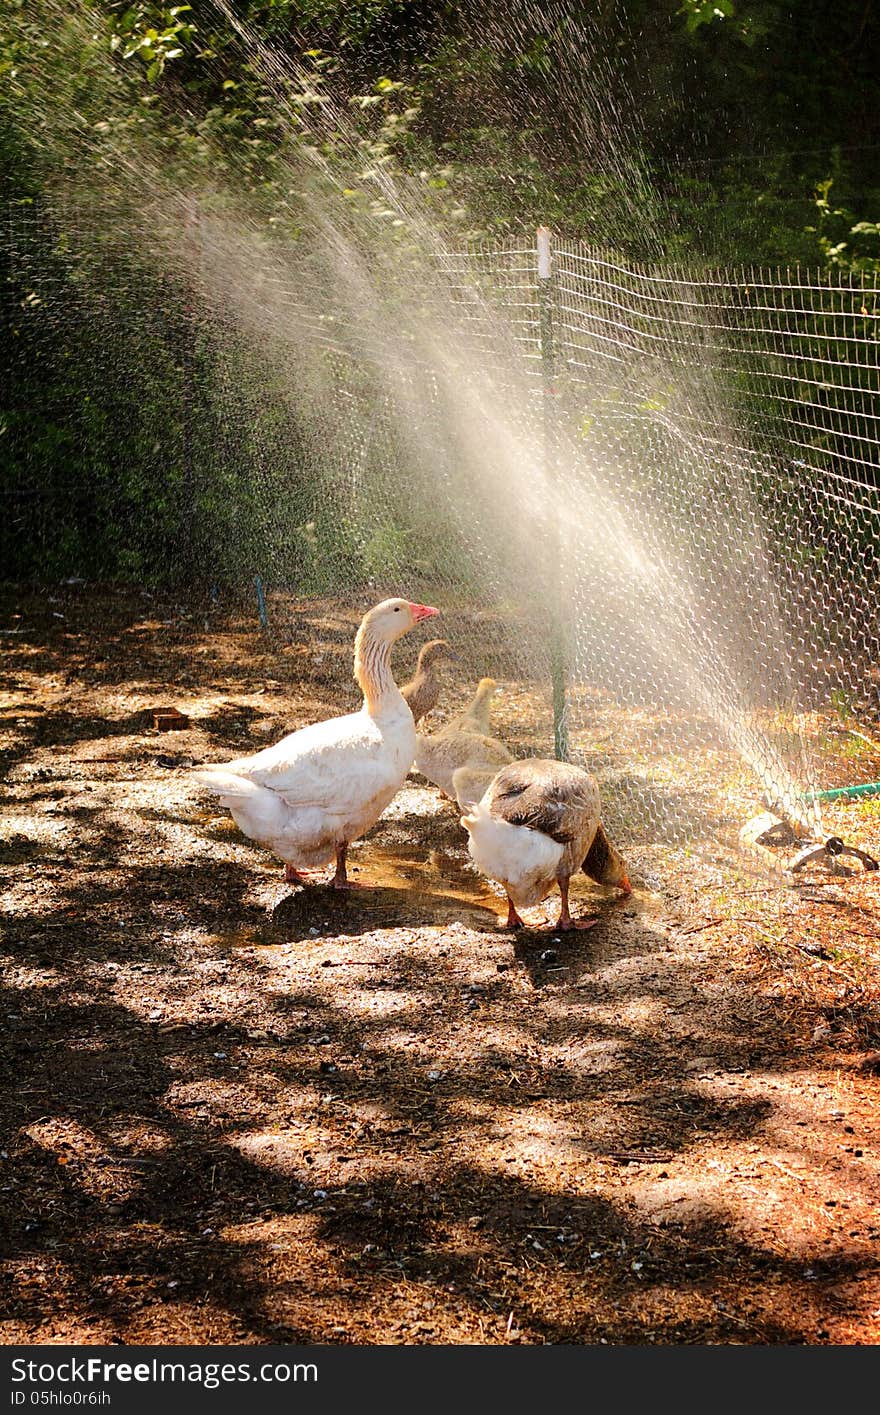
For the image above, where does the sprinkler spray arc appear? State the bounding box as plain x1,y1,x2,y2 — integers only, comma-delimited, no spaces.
12,3,880,887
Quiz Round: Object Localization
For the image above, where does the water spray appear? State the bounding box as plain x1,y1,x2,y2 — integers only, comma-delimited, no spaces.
9,3,880,890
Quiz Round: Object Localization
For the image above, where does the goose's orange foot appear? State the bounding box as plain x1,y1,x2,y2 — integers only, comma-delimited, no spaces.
284,864,314,884
555,878,598,931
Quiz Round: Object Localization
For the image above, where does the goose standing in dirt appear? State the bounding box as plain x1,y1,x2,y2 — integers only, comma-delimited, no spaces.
415,726,513,801
460,758,631,930
400,639,457,724
192,598,438,888
441,676,498,735
415,675,509,800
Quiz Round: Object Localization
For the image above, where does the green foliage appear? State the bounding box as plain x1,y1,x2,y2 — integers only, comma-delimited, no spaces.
4,0,879,255
830,686,857,722
109,4,197,81
678,0,735,35
2,0,880,584
807,178,880,274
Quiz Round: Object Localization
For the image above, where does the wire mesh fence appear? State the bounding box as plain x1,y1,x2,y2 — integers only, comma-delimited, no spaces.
3,204,879,877
434,235,880,864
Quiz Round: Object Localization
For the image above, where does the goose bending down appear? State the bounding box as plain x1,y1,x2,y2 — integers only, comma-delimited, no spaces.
400,639,457,724
460,758,631,930
441,677,498,736
414,727,512,801
192,597,438,888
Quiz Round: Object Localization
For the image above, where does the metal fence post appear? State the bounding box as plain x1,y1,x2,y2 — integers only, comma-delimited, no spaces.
180,203,200,576
537,226,569,762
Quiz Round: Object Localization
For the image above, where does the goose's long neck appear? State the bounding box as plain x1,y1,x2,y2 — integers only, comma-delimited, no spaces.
355,625,402,716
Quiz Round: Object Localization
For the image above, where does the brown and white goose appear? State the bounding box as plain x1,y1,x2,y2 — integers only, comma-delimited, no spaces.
441,676,498,736
415,675,508,800
460,758,631,930
415,727,512,801
401,639,457,724
192,597,438,888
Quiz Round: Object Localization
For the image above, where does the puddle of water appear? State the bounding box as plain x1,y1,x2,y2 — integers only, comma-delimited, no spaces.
355,842,495,901
200,752,655,948
206,843,504,947
274,843,503,932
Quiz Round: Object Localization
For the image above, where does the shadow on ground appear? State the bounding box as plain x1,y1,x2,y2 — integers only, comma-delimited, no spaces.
2,585,879,1344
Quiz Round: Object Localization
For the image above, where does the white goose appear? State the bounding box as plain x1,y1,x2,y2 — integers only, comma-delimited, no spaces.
192,597,438,888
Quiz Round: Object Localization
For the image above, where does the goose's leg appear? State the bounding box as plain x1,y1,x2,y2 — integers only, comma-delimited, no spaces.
503,895,525,929
555,876,597,932
330,844,349,889
330,843,365,890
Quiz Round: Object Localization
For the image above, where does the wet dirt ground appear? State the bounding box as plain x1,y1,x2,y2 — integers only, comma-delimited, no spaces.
1,585,879,1345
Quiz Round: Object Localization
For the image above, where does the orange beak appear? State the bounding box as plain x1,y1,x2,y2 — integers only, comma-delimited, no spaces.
409,602,439,622
619,875,633,896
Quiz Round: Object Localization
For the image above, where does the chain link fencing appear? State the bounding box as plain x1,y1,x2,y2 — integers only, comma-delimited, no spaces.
4,204,879,879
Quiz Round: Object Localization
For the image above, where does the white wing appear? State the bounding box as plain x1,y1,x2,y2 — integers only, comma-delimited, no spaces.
210,708,412,812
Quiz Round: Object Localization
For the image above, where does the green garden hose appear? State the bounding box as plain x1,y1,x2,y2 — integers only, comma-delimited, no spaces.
800,780,880,804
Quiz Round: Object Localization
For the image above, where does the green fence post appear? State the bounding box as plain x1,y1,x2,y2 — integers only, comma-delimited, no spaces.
179,203,199,576
537,226,569,762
